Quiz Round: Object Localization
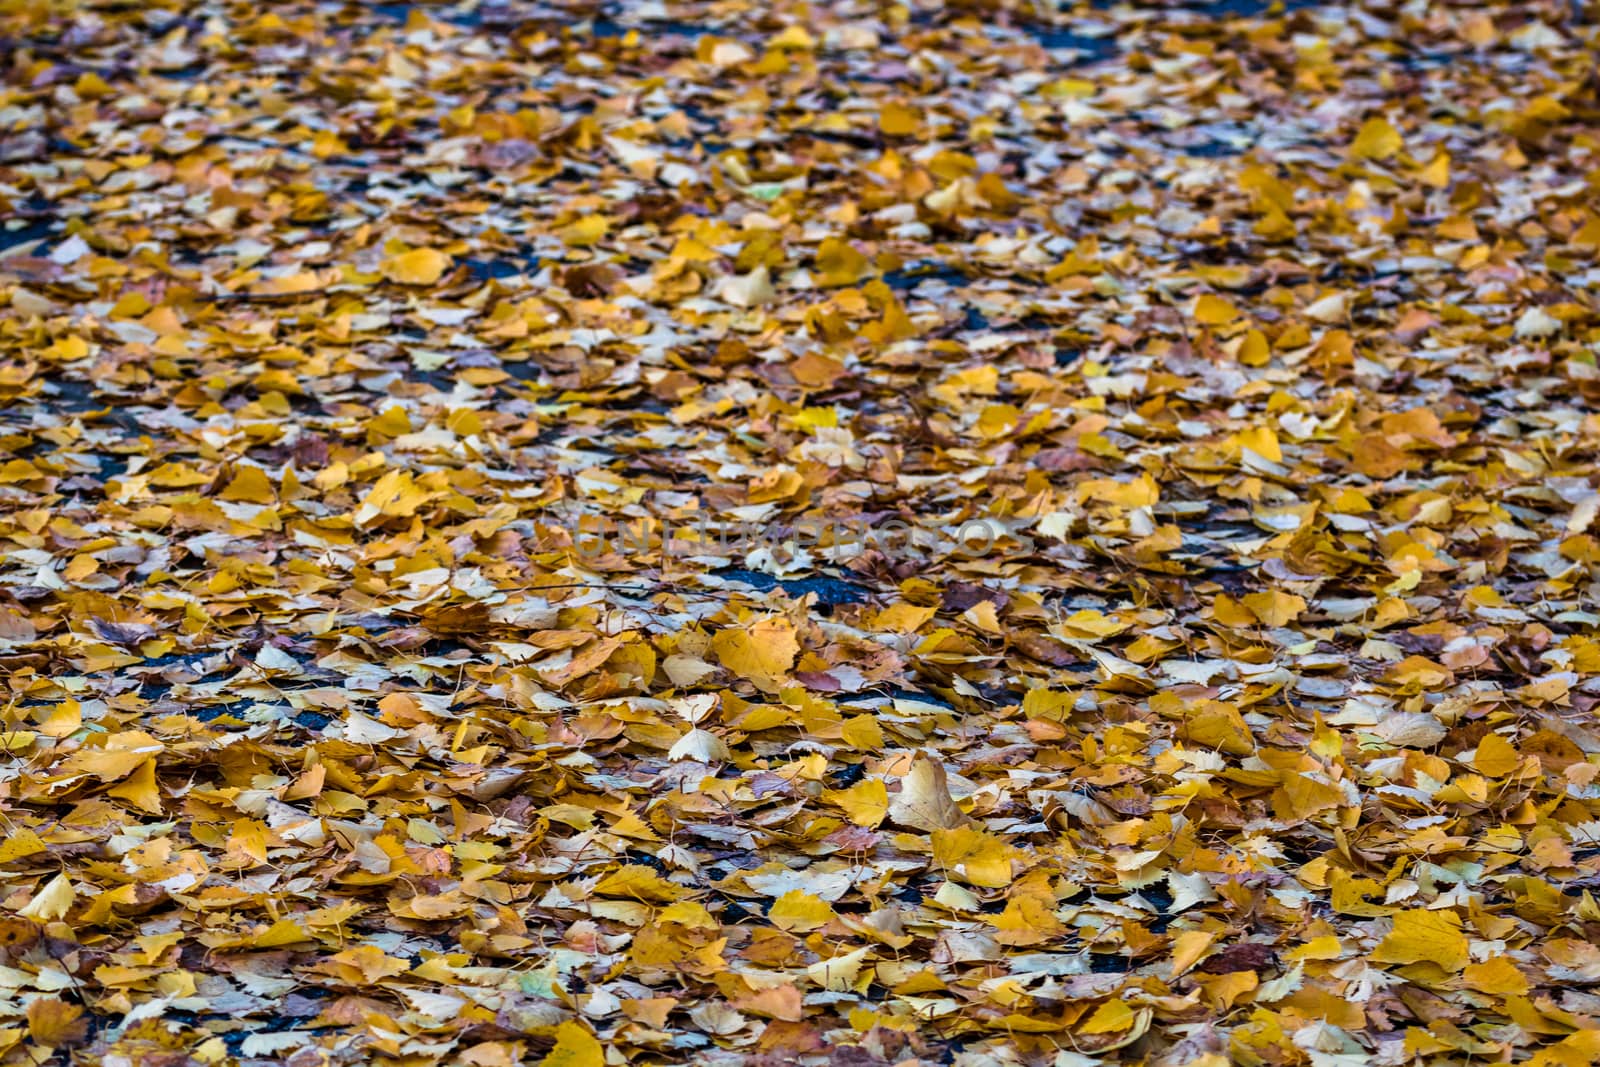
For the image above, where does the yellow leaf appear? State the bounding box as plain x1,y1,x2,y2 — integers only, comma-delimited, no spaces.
1237,328,1270,365
1272,772,1345,822
1192,293,1241,326
17,874,75,922
1462,955,1530,996
44,335,89,362
594,865,685,903
1384,655,1454,691
381,247,453,286
1529,1031,1600,1067
657,901,718,929
254,917,314,948
1169,930,1216,977
872,602,937,633
839,716,884,752
355,469,429,526
1304,291,1348,323
1058,610,1127,639
561,216,608,247
814,236,868,287
1371,909,1469,972
1329,869,1391,917
879,102,921,137
991,874,1065,946
540,1021,604,1067
1350,117,1403,161
769,890,835,932
827,778,888,828
1285,934,1343,961
1241,590,1306,627
710,617,799,693
107,758,163,814
931,825,1015,888
806,946,871,991
719,265,775,308
1419,150,1450,189
1473,733,1521,777
1179,701,1254,756
1236,425,1282,463
63,734,158,782
0,829,45,864
310,129,347,159
667,727,731,763
1460,13,1495,46
1076,474,1160,509
0,731,35,753
254,270,324,296
220,465,275,504
1078,998,1134,1035
768,25,815,50
322,944,409,983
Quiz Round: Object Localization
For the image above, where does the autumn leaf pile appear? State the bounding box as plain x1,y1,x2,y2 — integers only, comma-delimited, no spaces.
4,0,1600,1063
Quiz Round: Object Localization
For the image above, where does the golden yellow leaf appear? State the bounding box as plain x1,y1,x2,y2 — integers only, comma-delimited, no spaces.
594,865,685,903
1078,999,1135,1035
1371,909,1469,972
0,731,35,754
253,270,324,295
1473,733,1521,778
806,946,871,991
879,102,921,136
991,875,1065,946
254,918,314,948
1193,293,1241,326
540,1021,604,1067
355,469,429,526
1169,930,1216,977
381,247,453,285
1272,772,1345,822
106,758,163,814
656,901,718,930
1462,955,1530,995
59,737,157,782
1527,1030,1600,1067
710,617,799,693
814,236,869,287
1285,934,1344,961
1058,610,1128,639
839,716,884,752
1419,150,1450,188
1350,116,1403,160
1236,425,1282,463
931,825,1015,888
560,216,608,247
0,830,45,864
768,25,815,49
220,465,275,504
768,890,835,932
827,778,888,828
1460,12,1495,46
1076,474,1160,509
1241,590,1307,627
872,602,937,633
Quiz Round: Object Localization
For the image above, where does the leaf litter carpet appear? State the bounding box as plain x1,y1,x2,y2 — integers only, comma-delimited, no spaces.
3,0,1600,1064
